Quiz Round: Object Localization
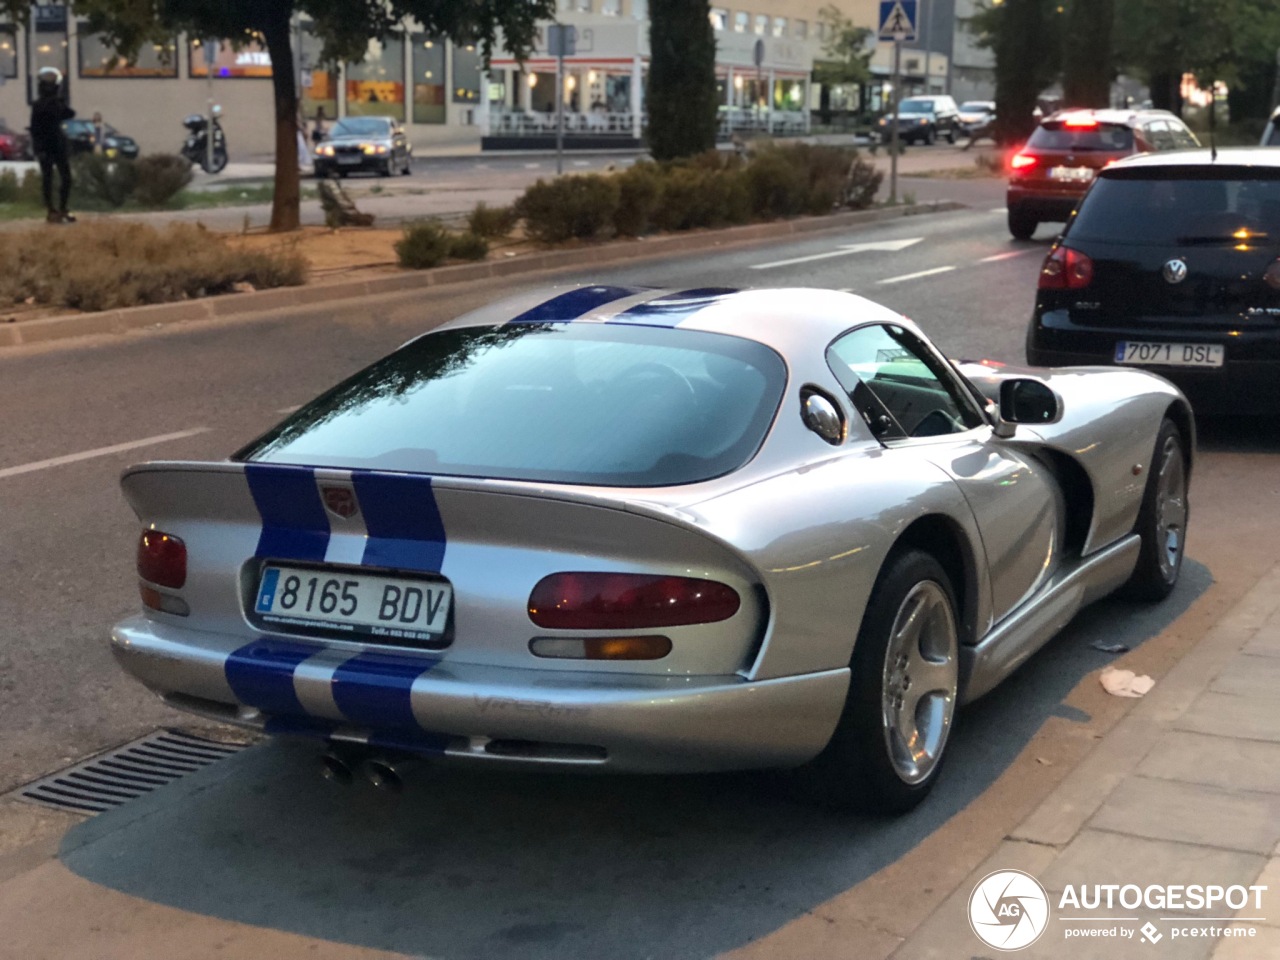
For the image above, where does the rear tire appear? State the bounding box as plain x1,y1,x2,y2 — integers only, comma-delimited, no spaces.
794,549,960,813
1008,206,1038,240
1121,418,1187,601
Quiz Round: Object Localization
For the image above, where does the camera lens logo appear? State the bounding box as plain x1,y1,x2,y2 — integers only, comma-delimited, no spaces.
968,870,1050,951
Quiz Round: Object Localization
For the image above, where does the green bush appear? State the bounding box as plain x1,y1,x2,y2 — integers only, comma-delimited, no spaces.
0,168,47,207
0,169,18,204
395,219,452,269
71,154,138,208
133,154,194,208
613,162,664,236
466,202,518,239
743,148,810,219
515,175,620,243
448,230,489,261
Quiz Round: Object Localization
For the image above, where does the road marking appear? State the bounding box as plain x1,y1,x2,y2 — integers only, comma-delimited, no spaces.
979,250,1033,263
476,163,490,170
523,163,542,169
990,206,1007,213
572,160,589,167
750,237,922,270
877,265,956,285
0,428,211,480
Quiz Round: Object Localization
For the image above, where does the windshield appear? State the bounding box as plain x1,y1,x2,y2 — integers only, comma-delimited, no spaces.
897,99,933,115
1069,171,1280,245
239,322,787,487
1028,121,1133,152
1266,124,1280,147
333,117,392,138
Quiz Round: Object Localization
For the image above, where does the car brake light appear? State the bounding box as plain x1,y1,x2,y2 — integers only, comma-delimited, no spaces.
137,530,186,588
1039,246,1094,290
1063,115,1099,129
1265,259,1280,290
528,573,740,629
1009,153,1037,172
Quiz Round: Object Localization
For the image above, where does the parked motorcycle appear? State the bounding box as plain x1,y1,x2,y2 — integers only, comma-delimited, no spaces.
180,109,228,173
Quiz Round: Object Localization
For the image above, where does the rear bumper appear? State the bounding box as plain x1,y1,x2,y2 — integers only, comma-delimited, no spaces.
1007,184,1086,222
1027,308,1280,411
111,616,850,773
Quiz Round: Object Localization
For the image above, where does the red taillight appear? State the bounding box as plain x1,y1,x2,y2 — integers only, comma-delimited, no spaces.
528,573,741,630
1009,152,1037,172
137,530,186,588
1039,246,1095,290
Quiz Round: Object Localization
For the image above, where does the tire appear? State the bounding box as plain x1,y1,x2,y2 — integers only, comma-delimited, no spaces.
924,125,936,146
379,159,393,177
946,126,957,145
1121,418,1188,601
1008,205,1038,240
794,549,960,813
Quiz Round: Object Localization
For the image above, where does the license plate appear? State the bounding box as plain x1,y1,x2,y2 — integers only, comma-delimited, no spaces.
254,565,451,643
1114,341,1225,367
1049,165,1094,182
337,155,361,164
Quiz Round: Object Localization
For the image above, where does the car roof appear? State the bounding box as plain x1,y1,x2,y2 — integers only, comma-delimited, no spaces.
1042,108,1179,128
1104,147,1280,172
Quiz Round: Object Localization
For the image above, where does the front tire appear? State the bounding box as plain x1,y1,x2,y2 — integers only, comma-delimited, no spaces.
924,125,937,146
1121,418,1187,600
795,549,960,813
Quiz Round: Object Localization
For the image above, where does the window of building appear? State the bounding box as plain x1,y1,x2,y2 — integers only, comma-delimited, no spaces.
772,17,787,37
632,0,648,18
753,14,768,35
78,31,177,77
0,28,18,78
29,14,70,98
298,22,337,122
601,0,621,14
709,7,728,30
733,12,748,32
452,41,482,104
346,35,405,119
575,0,593,11
411,35,446,123
793,19,808,39
190,36,271,78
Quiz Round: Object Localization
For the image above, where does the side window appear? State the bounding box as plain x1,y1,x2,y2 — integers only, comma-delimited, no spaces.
1170,122,1200,150
826,324,982,440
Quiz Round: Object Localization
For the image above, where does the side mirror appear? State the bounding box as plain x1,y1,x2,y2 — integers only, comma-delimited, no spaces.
993,378,1062,436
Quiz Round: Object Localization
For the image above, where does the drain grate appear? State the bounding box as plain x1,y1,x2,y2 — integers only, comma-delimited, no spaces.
17,729,248,815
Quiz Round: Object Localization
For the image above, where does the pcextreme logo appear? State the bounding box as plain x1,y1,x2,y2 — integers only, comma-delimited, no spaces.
968,870,1050,951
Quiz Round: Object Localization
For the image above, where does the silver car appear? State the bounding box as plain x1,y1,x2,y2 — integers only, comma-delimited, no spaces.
112,287,1192,812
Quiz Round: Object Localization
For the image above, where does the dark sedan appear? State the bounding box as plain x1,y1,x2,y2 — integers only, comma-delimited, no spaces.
1026,148,1280,412
313,116,412,178
62,119,140,159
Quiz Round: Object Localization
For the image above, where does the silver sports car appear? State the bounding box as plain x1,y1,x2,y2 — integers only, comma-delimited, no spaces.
112,286,1192,812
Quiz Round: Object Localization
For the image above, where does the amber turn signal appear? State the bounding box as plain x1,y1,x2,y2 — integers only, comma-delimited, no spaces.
529,635,673,660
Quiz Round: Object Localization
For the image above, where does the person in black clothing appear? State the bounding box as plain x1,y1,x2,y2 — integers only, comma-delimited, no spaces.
29,67,75,224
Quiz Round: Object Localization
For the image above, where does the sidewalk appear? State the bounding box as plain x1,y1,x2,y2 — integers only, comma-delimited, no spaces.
894,563,1280,959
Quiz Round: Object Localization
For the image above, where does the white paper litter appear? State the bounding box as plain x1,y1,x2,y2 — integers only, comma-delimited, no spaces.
1099,667,1155,698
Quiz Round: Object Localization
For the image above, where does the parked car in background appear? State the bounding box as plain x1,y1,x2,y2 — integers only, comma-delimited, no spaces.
313,116,412,178
0,120,32,160
62,118,140,159
957,100,996,140
878,95,961,146
1026,148,1280,412
1006,109,1199,239
1263,106,1280,147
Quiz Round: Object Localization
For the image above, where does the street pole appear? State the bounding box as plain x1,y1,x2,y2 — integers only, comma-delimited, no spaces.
206,51,214,173
555,49,564,175
890,39,901,204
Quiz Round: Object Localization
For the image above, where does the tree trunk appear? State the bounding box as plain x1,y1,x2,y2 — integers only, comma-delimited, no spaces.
1062,0,1114,108
647,0,718,161
992,0,1051,145
261,0,300,232
1149,70,1183,115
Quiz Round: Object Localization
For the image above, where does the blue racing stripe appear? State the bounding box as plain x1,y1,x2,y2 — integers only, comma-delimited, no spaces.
611,287,739,327
367,728,452,757
352,471,446,572
506,285,638,324
225,640,318,716
245,463,330,561
331,651,440,730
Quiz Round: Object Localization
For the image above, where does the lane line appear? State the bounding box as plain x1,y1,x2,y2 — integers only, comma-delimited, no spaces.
523,163,541,169
877,266,956,285
990,206,1007,213
0,428,211,480
979,250,1034,263
750,248,874,270
750,238,922,271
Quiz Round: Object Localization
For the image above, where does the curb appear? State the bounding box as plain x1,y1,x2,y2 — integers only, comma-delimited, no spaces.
0,200,965,350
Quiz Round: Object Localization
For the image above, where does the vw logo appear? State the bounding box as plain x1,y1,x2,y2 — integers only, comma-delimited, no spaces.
968,869,1050,951
1163,259,1189,284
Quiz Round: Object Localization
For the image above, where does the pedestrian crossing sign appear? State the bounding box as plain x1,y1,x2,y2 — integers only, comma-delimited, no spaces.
879,0,918,41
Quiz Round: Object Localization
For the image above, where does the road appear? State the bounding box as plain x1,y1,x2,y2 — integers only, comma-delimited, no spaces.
2,182,1279,958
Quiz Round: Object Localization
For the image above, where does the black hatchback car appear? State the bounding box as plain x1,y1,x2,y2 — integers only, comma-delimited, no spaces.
1026,149,1280,411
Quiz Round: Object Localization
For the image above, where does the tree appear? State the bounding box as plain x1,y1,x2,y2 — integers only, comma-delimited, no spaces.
815,4,874,89
970,0,1062,144
1061,0,1113,108
29,0,554,232
647,0,717,161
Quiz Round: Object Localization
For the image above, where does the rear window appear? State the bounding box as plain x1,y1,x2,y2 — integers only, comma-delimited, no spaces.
239,323,787,487
1266,124,1280,147
1068,170,1280,245
1028,121,1133,152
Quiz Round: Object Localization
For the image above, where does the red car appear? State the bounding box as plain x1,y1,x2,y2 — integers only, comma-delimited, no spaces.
0,121,32,161
1006,109,1199,239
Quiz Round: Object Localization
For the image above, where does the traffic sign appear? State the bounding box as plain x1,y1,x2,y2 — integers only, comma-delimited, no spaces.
878,0,918,41
547,24,577,57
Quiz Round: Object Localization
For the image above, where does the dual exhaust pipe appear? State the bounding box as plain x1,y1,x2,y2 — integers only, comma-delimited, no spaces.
320,748,419,793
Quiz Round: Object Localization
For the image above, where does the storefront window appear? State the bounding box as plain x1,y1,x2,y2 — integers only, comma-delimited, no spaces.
452,41,481,104
0,28,18,78
299,23,337,123
412,36,446,123
190,36,271,78
346,35,405,118
774,79,803,109
79,31,176,78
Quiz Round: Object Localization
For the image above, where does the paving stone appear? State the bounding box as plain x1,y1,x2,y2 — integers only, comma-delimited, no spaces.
1242,630,1280,660
1209,654,1280,699
1138,731,1280,795
1176,691,1280,744
1091,777,1280,855
1250,856,1280,929
1208,923,1280,959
